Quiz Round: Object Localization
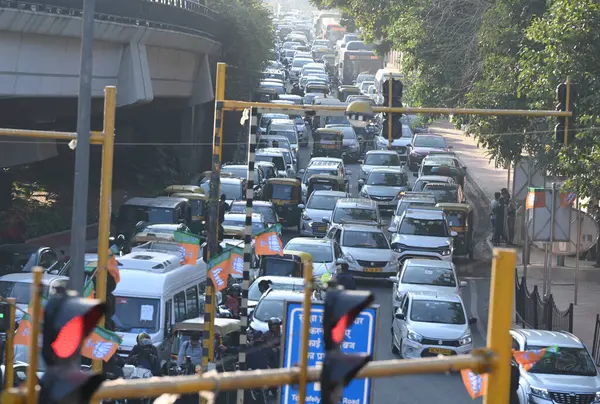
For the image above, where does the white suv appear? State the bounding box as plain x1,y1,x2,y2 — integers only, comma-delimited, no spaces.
389,208,457,264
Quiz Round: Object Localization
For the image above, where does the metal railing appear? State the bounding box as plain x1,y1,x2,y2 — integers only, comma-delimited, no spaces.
592,314,600,366
515,275,574,332
0,0,220,38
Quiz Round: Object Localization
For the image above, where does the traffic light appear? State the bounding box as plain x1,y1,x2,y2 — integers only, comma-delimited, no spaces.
40,290,107,404
0,301,10,332
320,284,374,404
382,78,404,140
555,81,577,145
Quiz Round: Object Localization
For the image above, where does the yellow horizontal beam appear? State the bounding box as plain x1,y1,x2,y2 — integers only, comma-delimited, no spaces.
0,128,105,144
222,100,572,117
92,352,492,400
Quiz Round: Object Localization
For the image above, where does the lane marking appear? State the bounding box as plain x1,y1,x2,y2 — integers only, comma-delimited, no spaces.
469,279,487,340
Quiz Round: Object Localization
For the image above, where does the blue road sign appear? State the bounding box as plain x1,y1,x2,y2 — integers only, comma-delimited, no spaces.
280,301,378,404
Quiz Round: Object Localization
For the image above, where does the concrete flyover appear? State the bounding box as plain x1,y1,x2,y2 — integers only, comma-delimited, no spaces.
0,0,222,167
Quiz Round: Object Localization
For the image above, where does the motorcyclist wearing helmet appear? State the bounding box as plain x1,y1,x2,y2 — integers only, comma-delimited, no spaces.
224,284,241,318
335,259,356,290
264,317,283,368
127,333,162,376
291,83,304,97
218,330,275,371
177,332,203,372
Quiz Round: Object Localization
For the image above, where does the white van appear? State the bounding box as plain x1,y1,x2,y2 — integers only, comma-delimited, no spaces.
112,251,207,360
374,68,403,96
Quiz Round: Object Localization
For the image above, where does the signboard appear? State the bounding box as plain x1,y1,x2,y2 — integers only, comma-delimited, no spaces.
280,301,378,404
526,187,571,242
512,157,545,202
531,208,599,254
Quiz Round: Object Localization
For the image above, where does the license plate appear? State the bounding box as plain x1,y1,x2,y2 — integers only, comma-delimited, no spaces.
322,144,336,149
364,267,382,273
429,348,452,355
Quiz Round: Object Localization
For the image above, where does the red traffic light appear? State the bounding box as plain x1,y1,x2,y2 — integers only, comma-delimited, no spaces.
323,286,374,350
43,291,106,365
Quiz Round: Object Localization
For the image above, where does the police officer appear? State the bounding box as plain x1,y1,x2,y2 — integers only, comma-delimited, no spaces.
335,260,356,290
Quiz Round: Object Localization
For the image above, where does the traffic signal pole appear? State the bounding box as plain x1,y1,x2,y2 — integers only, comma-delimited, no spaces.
27,268,43,404
202,62,227,370
388,78,393,149
564,77,571,147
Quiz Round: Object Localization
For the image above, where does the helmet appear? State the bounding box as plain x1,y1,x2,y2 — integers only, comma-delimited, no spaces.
136,332,151,346
229,283,242,295
293,83,299,88
267,317,282,327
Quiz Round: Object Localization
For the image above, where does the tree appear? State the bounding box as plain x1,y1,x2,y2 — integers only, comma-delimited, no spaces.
207,0,275,101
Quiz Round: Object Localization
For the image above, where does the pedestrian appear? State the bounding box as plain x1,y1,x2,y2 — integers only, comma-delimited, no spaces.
335,260,356,290
224,284,241,318
492,192,505,244
502,188,515,245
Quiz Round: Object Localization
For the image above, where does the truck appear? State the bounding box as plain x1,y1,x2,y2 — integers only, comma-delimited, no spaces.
314,11,340,38
338,50,384,85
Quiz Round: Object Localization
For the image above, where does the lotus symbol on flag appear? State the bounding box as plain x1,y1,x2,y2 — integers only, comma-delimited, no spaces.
232,257,244,274
466,370,482,394
178,245,186,263
89,340,114,359
264,234,282,252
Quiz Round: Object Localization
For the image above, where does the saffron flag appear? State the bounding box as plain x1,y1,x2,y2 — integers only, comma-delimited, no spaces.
208,250,232,291
526,188,546,209
255,224,284,256
228,247,245,277
461,369,488,399
560,192,577,208
13,313,122,362
83,246,122,299
174,231,201,265
513,346,559,371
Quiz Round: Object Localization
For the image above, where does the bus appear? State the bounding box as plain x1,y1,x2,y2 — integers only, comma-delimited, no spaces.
338,50,383,85
325,23,346,45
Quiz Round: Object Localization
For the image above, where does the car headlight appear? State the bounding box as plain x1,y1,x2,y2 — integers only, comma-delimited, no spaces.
458,333,472,346
302,212,311,220
393,244,407,253
360,189,368,197
441,248,451,256
384,260,399,270
595,392,600,402
530,387,550,400
407,330,422,343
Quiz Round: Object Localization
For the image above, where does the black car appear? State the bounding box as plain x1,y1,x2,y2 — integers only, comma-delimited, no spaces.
0,244,65,278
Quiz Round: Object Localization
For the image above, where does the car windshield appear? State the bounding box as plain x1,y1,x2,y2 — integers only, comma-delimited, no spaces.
367,172,406,186
401,266,456,287
223,218,265,235
303,169,338,184
333,207,377,224
0,251,38,276
424,186,458,203
325,116,350,125
270,130,298,145
285,243,333,263
395,201,436,217
119,205,174,224
201,182,242,199
222,167,259,183
260,115,287,128
357,74,375,83
113,296,160,333
258,138,291,150
446,212,466,227
423,164,457,176
342,230,389,249
525,346,598,376
230,205,277,223
285,50,296,57
307,194,338,210
410,300,466,324
254,298,288,322
293,115,304,124
365,154,400,166
414,136,446,148
256,155,286,171
399,217,447,237
413,180,446,192
0,281,50,304
293,59,312,68
248,281,303,301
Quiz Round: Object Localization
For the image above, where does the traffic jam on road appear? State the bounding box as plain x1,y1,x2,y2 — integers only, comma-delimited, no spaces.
2,7,600,404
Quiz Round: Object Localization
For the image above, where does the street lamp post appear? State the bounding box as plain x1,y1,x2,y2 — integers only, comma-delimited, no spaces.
69,0,96,294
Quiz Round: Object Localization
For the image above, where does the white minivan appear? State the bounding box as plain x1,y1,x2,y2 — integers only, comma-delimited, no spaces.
112,251,207,362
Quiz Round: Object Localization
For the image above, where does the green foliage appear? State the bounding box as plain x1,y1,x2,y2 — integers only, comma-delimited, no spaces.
208,0,276,100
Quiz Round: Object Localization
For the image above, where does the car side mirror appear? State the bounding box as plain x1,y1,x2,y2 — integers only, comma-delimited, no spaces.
388,276,398,283
460,281,468,288
395,312,405,320
298,204,305,209
322,217,330,224
451,231,458,237
469,317,477,325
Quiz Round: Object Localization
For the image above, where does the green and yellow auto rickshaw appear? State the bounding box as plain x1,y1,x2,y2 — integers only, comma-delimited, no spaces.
262,178,302,230
311,128,343,159
259,250,313,278
338,85,361,102
436,203,475,259
163,185,208,236
306,174,347,199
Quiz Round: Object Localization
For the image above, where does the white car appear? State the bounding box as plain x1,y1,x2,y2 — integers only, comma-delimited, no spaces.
249,289,304,333
299,190,347,237
326,223,400,278
390,208,457,264
326,198,382,229
247,276,304,312
389,193,438,231
284,237,339,279
390,259,467,312
392,291,476,359
359,150,403,181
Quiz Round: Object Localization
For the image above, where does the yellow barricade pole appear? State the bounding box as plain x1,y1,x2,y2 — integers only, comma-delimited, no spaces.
297,261,314,403
4,298,16,390
26,268,43,404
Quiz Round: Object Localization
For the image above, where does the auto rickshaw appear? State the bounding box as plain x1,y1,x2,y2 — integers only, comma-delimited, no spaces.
258,250,313,279
338,85,361,102
311,128,343,159
305,83,329,95
262,178,302,230
306,174,347,199
164,185,207,236
436,203,474,259
166,317,241,374
252,88,278,102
